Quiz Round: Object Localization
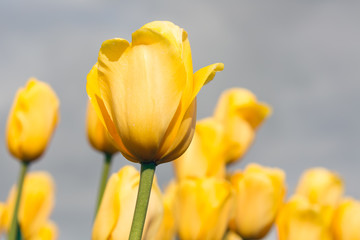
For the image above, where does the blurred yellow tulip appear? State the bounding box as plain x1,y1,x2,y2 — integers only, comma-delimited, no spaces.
0,202,6,235
229,163,286,239
173,118,226,180
224,231,243,240
29,221,58,240
276,195,333,240
92,166,163,240
87,21,223,164
4,172,55,239
86,101,118,154
6,78,60,162
174,177,234,240
296,167,344,207
332,198,360,240
154,181,177,240
213,88,271,164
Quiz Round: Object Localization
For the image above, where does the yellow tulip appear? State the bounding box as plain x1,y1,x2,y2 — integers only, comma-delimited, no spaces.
6,78,60,162
224,231,243,240
87,21,224,164
154,181,177,240
174,177,234,240
29,221,58,240
332,198,360,240
86,101,118,154
229,163,286,239
4,172,55,239
0,202,6,235
173,118,226,180
213,88,271,163
276,195,333,240
296,167,343,207
92,166,163,240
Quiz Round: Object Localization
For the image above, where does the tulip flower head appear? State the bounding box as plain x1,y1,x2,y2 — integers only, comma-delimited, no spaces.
86,101,118,155
295,167,344,207
229,163,286,239
6,78,60,162
2,172,55,239
87,21,224,164
331,198,360,240
213,88,271,164
92,166,163,240
276,195,333,240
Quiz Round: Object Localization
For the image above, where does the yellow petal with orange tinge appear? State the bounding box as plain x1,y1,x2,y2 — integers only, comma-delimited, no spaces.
29,221,58,240
92,166,163,240
6,79,59,162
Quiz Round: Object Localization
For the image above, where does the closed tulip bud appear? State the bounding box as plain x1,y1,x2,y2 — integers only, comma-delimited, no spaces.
29,221,58,240
276,195,333,240
92,166,163,240
296,167,344,207
0,203,5,235
6,78,60,162
86,101,118,154
213,88,271,163
87,21,223,164
229,164,286,239
154,181,177,240
174,178,234,240
173,118,226,180
331,198,360,240
4,172,55,239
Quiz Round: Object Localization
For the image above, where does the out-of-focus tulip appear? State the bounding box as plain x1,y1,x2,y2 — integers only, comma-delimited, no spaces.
6,78,60,162
276,195,333,240
86,101,118,154
332,198,360,240
173,118,226,180
224,231,243,240
4,172,55,239
87,21,223,164
296,167,343,207
29,221,58,240
92,166,163,240
174,177,234,240
154,181,177,240
229,163,286,239
213,88,271,164
0,202,6,235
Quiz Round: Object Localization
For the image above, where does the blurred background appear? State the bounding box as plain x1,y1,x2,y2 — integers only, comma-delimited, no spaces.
1,1,360,239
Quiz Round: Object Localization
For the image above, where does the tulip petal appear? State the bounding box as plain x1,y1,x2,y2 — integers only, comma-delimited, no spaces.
194,62,223,88
98,29,187,161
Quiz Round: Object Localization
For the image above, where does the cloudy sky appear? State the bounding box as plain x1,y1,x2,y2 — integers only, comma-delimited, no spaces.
1,1,360,239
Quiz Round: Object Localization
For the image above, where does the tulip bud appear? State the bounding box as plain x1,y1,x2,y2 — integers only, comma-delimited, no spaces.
6,78,60,162
173,118,226,180
331,198,360,240
4,172,55,239
224,231,243,240
87,21,223,164
174,177,234,240
229,164,286,239
154,181,177,240
29,221,58,240
86,101,118,154
276,195,333,240
92,166,163,240
295,167,343,207
213,88,271,163
0,202,6,235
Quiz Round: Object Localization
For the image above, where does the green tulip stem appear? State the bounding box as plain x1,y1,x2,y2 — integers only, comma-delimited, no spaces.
129,162,156,240
95,153,113,215
8,161,29,240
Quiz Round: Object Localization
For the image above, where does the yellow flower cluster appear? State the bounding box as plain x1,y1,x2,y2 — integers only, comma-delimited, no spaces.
277,167,360,240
